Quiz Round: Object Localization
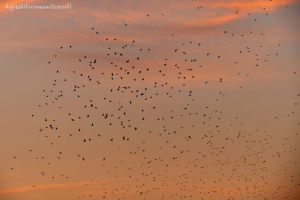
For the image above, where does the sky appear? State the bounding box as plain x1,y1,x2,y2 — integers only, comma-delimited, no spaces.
0,0,300,199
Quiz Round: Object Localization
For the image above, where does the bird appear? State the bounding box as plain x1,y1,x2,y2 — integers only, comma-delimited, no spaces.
20,5,298,200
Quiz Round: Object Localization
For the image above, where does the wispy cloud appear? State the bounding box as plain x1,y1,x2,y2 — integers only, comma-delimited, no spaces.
0,180,104,194
1,0,41,11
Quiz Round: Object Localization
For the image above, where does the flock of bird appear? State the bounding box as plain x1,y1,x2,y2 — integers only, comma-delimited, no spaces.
8,2,299,200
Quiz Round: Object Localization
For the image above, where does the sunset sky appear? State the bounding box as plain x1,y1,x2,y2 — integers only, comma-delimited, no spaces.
0,0,299,200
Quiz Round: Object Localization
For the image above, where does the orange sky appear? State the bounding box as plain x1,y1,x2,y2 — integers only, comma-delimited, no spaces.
0,0,299,200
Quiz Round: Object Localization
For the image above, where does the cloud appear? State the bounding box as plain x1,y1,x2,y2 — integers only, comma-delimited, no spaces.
1,0,42,11
206,0,295,9
0,180,103,194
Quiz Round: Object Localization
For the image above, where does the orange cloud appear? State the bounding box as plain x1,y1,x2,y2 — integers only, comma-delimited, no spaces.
206,0,295,9
1,0,42,11
0,180,105,194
